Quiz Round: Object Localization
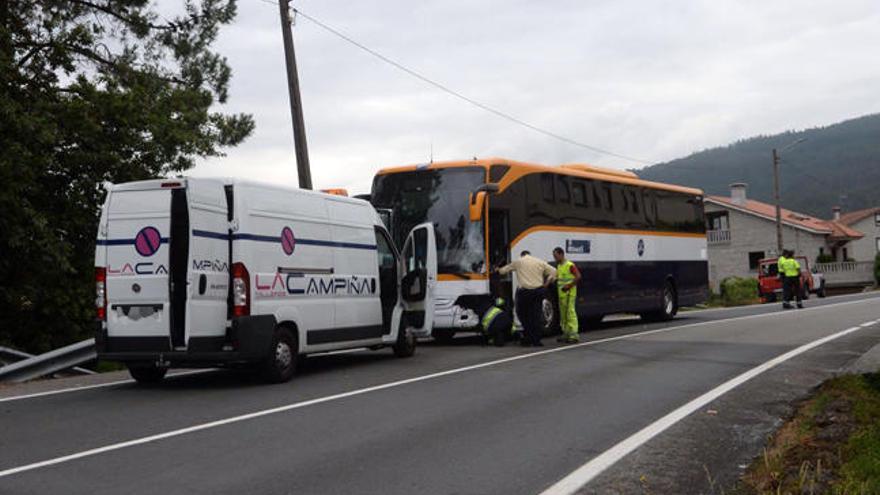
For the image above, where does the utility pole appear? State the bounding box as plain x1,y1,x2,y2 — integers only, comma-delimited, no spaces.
278,0,312,190
773,148,782,254
771,138,806,256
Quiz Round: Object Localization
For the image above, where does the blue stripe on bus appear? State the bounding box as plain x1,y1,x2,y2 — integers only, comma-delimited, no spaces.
96,238,169,246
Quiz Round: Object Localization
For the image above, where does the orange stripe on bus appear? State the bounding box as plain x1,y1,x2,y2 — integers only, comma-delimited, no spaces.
374,158,703,196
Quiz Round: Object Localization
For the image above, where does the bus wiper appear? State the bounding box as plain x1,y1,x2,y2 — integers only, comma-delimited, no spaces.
446,272,472,280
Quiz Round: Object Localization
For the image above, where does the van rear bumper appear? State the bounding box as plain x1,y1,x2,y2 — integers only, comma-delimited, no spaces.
96,315,277,366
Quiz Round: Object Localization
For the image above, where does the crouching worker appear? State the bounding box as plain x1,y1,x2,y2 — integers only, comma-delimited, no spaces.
481,298,513,347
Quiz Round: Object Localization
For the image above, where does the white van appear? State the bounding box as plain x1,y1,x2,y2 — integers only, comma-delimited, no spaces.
94,178,437,383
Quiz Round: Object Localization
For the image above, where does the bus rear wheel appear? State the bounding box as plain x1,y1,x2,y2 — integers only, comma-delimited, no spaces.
641,282,677,322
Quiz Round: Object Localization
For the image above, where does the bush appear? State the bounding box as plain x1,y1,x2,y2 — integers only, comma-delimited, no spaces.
720,276,760,306
816,253,835,264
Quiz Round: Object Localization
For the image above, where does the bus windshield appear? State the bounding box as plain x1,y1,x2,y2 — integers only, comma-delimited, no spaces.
372,167,486,275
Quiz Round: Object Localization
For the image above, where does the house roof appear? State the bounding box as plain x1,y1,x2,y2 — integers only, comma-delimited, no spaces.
706,195,863,240
838,207,880,226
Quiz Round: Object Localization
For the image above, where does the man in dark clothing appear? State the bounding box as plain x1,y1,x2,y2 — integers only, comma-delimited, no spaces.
496,250,556,347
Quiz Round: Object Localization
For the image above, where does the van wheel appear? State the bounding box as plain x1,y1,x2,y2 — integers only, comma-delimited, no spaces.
818,283,827,298
392,323,417,358
128,364,167,384
432,328,455,344
641,282,677,322
260,327,297,383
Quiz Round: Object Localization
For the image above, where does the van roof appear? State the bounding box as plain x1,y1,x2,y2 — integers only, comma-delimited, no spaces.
108,177,371,207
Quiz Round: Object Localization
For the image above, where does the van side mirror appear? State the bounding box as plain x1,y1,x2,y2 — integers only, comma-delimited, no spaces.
468,183,499,222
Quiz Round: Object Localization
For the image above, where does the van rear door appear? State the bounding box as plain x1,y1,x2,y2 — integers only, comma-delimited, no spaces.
185,180,232,350
102,179,231,353
103,182,176,350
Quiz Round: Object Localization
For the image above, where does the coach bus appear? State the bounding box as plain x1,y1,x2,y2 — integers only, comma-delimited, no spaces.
370,158,708,342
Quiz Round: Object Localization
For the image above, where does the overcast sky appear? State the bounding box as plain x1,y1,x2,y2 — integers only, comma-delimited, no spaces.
190,0,880,194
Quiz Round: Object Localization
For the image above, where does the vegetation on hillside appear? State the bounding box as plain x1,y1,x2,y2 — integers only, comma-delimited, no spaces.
0,1,253,353
639,114,880,218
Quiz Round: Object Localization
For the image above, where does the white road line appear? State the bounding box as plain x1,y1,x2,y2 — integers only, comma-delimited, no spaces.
0,370,212,404
1,298,878,479
538,322,876,495
2,293,876,405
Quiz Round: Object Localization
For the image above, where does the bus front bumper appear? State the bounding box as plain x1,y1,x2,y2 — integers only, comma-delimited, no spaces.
434,299,480,329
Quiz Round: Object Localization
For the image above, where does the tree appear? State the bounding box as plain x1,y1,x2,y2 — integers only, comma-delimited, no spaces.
0,1,254,353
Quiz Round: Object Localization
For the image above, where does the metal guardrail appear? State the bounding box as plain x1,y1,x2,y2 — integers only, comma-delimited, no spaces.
0,339,97,383
0,346,34,366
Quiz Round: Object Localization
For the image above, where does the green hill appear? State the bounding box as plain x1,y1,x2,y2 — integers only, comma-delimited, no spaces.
637,114,880,218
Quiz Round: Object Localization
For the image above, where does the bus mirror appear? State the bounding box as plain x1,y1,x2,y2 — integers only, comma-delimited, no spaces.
469,191,487,222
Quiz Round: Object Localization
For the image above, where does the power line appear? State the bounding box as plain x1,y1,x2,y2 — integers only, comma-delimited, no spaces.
258,0,654,165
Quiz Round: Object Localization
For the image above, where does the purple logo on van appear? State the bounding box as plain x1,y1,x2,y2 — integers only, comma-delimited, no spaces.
281,227,296,256
135,226,162,257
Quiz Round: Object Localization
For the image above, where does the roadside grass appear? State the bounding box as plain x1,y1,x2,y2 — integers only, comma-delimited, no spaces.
735,373,880,495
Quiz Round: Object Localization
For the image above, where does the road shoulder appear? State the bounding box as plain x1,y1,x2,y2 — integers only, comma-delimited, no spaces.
578,326,880,494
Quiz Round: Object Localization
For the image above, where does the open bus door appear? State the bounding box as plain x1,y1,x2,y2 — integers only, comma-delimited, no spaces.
398,223,436,338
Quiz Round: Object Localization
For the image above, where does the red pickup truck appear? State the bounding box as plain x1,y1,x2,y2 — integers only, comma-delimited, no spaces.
757,256,827,303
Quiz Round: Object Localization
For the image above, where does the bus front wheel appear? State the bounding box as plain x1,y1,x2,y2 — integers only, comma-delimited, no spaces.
541,296,559,335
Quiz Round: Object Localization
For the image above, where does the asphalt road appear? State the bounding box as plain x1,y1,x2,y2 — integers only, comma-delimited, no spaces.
1,292,879,495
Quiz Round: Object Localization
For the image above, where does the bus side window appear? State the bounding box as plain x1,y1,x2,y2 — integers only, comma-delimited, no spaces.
643,188,657,227
541,174,555,203
556,176,570,204
572,181,588,207
602,183,613,212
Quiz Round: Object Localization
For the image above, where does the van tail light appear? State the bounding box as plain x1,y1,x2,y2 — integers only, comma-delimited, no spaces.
96,267,107,321
231,262,250,317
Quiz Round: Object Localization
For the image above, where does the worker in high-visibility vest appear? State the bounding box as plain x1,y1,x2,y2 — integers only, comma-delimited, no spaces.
480,297,513,346
778,249,803,309
553,247,582,344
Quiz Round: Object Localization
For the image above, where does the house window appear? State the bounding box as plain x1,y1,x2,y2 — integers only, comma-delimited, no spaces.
875,212,880,226
706,211,729,231
843,247,849,261
876,237,880,252
748,251,764,270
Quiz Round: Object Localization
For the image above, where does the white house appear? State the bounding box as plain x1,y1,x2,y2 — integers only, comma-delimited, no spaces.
704,183,863,291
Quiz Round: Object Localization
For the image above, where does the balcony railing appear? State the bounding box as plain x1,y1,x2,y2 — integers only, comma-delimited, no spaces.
707,229,731,245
